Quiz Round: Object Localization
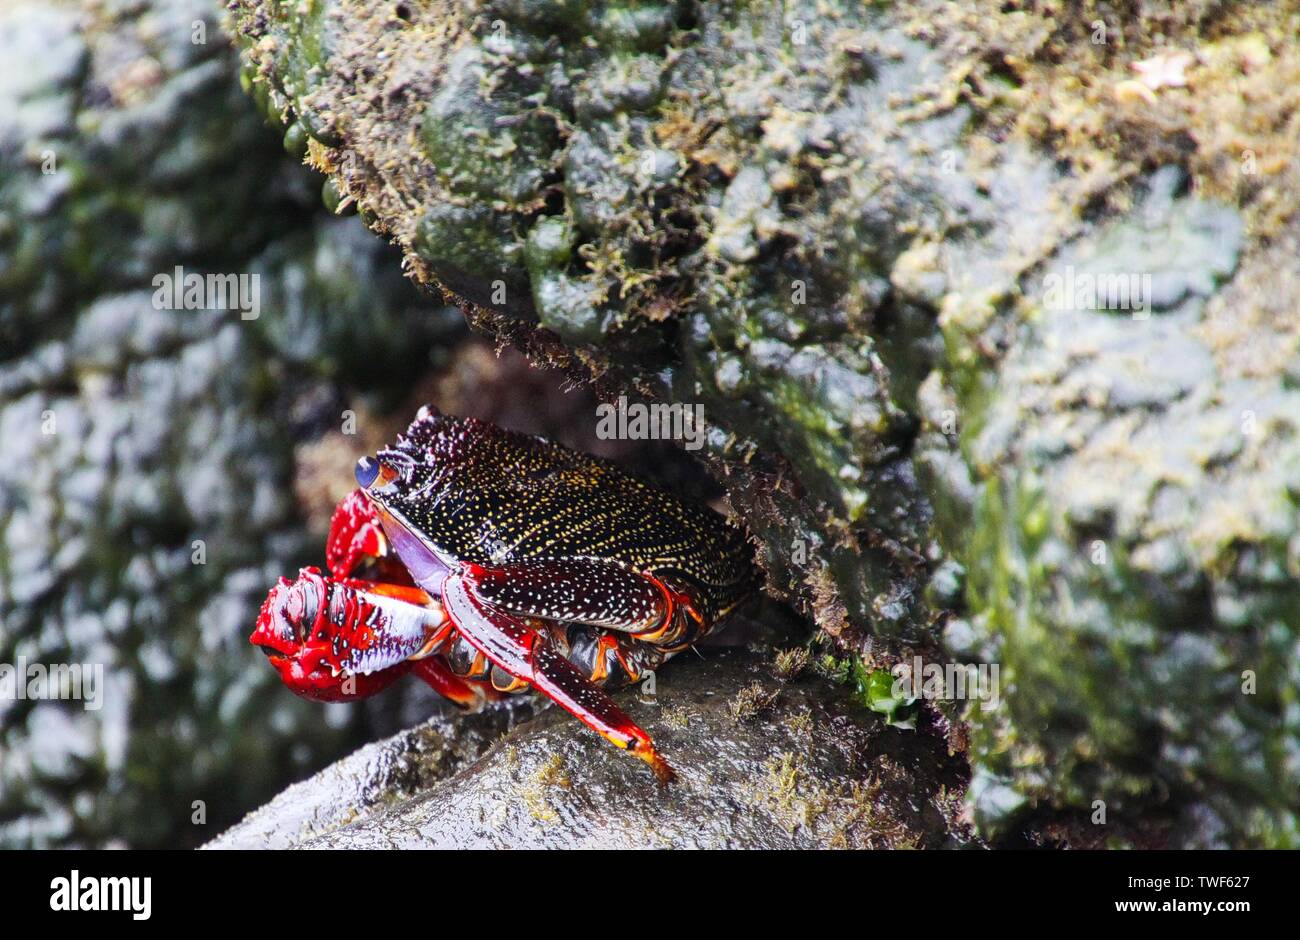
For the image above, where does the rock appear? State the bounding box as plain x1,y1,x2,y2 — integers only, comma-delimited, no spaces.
207,650,971,849
226,0,1300,845
227,0,950,647
923,173,1300,846
0,0,463,848
203,700,530,850
0,1,791,852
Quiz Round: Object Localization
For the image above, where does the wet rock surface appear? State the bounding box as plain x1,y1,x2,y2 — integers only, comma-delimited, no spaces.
925,173,1300,846
203,698,532,849
208,649,971,849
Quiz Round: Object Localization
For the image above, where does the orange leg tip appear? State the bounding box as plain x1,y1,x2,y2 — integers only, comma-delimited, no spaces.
631,740,676,785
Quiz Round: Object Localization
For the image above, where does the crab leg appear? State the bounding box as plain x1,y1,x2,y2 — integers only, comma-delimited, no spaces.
443,566,675,783
466,558,669,633
464,559,711,653
410,656,493,710
330,577,500,707
317,493,497,705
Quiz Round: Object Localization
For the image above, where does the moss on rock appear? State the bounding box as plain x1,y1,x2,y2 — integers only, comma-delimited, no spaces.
227,0,1300,845
228,0,970,650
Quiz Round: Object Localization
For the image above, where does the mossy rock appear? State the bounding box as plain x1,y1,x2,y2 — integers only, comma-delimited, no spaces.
229,0,964,648
227,0,1300,845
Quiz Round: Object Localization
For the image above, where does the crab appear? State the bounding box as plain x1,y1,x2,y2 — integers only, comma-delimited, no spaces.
251,407,758,781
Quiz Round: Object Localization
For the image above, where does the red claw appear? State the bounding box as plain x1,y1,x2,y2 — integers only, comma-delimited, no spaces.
326,489,411,584
255,490,494,709
249,566,448,703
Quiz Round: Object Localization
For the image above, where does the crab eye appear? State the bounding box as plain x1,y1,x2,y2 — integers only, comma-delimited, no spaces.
355,456,380,489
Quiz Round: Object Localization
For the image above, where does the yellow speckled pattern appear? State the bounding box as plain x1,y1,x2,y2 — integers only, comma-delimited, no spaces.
371,410,757,624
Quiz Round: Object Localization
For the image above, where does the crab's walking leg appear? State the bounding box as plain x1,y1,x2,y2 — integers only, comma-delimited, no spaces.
410,656,493,710
443,567,675,783
467,559,669,632
468,558,711,651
